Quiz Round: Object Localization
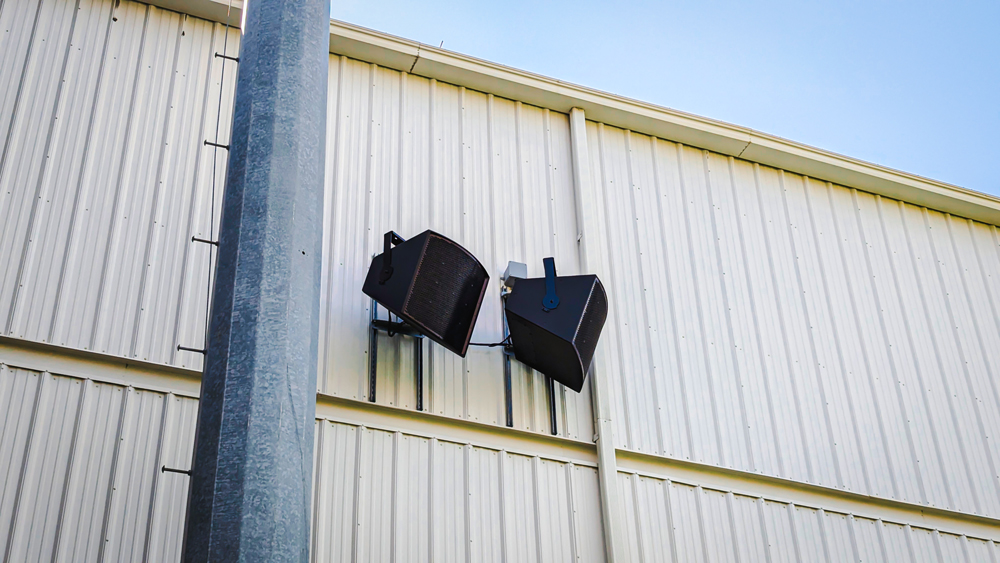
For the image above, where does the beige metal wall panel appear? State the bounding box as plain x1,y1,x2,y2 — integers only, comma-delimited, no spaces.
310,418,606,562
0,0,239,372
585,120,1000,519
618,471,999,562
318,56,593,440
0,363,196,562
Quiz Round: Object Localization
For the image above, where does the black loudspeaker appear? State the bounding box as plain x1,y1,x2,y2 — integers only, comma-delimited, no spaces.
503,258,608,392
363,230,489,357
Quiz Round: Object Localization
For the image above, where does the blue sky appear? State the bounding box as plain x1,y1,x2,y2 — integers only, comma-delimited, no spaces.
332,0,998,196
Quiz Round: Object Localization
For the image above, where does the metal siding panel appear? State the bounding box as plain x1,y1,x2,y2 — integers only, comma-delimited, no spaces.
571,466,606,563
616,473,641,561
366,65,410,410
0,1,239,373
502,451,539,562
594,126,657,454
777,170,858,491
649,139,722,465
821,510,855,562
392,433,430,563
801,176,896,498
855,190,951,509
0,368,185,562
6,372,82,563
457,88,502,427
884,199,982,514
592,118,1000,518
730,159,812,482
310,420,358,563
8,0,115,346
101,387,165,562
321,55,370,401
668,481,706,562
132,15,217,366
0,0,79,335
535,458,575,562
937,531,966,562
699,487,738,562
0,0,42,146
633,474,675,562
965,536,995,563
761,500,800,563
145,394,198,563
730,494,768,563
493,96,546,432
706,153,781,477
0,367,42,559
686,148,752,472
355,427,394,562
622,133,673,459
880,522,915,562
48,0,149,353
54,380,125,562
306,420,599,563
828,184,924,503
851,517,888,563
788,504,825,562
431,439,466,561
89,8,181,360
909,526,939,562
467,446,502,563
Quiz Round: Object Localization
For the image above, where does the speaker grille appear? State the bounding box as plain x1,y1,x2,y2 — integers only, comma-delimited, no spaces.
574,283,607,372
403,235,485,346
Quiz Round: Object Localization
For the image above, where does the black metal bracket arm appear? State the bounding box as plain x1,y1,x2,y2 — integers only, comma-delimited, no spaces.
214,52,240,63
161,465,192,476
204,140,230,150
372,319,424,338
542,257,559,311
379,231,406,284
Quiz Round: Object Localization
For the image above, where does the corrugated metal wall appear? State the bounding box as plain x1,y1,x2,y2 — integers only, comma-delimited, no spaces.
310,419,606,563
5,0,1000,559
2,361,996,562
0,0,239,371
584,123,1000,518
617,471,1000,562
0,363,197,562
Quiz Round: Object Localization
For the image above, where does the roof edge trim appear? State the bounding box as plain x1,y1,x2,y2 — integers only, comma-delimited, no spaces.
325,19,1000,225
143,0,1000,225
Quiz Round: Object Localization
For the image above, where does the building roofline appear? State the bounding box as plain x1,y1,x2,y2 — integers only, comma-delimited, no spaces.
149,0,1000,225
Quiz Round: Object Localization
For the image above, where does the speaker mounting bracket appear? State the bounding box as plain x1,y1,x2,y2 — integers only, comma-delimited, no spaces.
542,257,560,311
368,298,424,411
378,231,406,284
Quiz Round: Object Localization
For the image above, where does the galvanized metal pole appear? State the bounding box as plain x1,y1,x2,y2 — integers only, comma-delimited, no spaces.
181,0,328,559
